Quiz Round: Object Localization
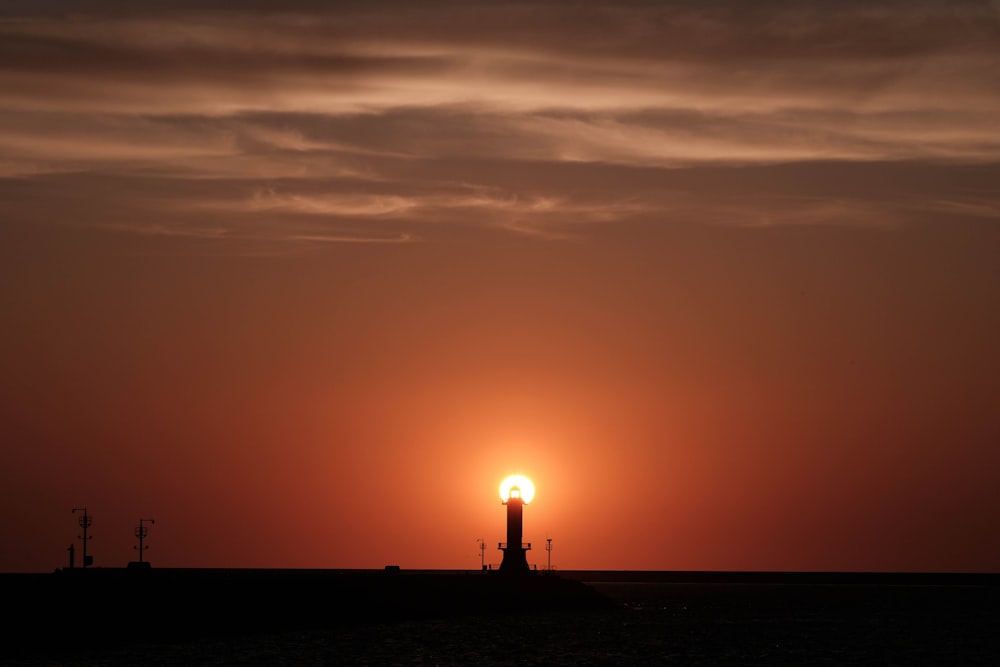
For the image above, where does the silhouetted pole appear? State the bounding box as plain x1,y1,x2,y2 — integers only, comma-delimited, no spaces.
72,507,92,568
135,518,155,563
477,538,486,570
546,537,552,572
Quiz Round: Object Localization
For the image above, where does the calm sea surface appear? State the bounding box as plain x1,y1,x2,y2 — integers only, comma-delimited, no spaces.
10,580,999,665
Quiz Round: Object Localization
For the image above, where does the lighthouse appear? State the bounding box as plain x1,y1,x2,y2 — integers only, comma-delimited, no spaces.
498,476,533,574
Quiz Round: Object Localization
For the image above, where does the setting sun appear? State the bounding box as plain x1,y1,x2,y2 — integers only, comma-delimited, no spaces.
499,475,535,504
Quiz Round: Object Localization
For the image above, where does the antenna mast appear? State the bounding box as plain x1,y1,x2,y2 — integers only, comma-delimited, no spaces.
135,518,155,563
72,507,92,567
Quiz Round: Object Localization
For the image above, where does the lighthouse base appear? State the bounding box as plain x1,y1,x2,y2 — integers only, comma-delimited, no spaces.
499,547,530,574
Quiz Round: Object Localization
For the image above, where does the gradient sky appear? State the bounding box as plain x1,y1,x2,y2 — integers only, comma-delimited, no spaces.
2,0,999,573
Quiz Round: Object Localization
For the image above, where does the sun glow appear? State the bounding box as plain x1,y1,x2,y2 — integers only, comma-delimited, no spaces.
499,474,535,504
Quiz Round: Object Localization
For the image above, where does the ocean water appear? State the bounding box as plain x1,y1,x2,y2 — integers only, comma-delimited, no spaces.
10,580,999,665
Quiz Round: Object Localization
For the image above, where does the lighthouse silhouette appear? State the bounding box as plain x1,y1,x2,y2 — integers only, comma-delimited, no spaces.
498,484,531,573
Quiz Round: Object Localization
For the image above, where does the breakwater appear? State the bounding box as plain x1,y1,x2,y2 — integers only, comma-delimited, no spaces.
3,568,612,659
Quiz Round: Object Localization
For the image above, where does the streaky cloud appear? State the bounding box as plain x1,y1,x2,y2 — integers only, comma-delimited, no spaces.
0,1,998,243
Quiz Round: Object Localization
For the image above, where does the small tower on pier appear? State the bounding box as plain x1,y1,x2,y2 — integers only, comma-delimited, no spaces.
498,476,533,574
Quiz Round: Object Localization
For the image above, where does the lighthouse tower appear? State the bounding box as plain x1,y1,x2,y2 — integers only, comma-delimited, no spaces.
498,485,531,573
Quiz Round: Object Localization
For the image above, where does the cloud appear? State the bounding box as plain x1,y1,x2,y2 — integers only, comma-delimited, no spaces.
0,1,998,242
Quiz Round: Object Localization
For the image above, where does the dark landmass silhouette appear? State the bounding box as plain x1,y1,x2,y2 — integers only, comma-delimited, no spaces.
1,567,611,659
3,568,999,663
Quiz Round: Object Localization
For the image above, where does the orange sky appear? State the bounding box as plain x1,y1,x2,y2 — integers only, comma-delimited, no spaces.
1,1,999,573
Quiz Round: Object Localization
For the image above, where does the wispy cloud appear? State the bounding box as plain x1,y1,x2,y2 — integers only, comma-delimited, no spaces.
1,1,998,241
